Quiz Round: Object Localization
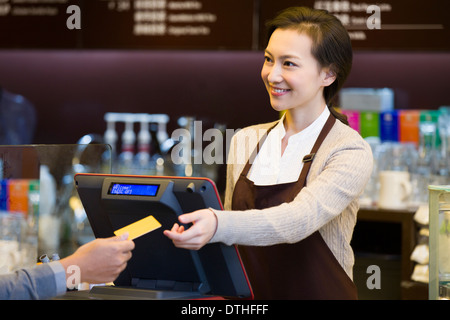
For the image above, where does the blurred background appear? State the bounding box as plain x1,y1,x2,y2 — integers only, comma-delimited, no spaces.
0,0,449,300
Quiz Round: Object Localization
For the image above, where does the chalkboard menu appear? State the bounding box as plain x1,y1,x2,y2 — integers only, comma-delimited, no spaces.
0,0,81,48
0,0,255,49
259,0,450,51
82,0,255,49
0,0,448,50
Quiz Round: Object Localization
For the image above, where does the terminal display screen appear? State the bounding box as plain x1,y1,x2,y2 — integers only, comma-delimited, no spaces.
108,183,159,197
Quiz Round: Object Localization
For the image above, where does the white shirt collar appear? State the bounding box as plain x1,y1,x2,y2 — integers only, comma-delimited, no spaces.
273,106,331,143
248,106,331,185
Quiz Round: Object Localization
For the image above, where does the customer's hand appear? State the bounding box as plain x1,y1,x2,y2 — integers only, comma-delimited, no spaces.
59,233,135,284
163,209,218,250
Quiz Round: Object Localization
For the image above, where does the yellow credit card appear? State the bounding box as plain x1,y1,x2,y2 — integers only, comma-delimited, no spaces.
114,215,161,240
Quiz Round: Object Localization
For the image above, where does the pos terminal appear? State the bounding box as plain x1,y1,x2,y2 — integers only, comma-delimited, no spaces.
73,173,252,300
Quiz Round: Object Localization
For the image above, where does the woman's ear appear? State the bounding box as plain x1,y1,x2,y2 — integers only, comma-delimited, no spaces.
322,68,336,87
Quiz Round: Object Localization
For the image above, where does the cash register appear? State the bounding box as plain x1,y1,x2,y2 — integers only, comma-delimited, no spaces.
73,173,252,300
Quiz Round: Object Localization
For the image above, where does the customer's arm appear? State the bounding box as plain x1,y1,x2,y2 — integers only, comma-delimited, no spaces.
0,234,134,300
59,233,134,285
0,261,65,300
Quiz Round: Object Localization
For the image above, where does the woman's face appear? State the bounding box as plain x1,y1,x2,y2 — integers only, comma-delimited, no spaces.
261,28,334,113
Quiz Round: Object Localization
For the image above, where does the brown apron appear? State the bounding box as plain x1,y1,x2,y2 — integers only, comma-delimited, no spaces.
232,114,358,300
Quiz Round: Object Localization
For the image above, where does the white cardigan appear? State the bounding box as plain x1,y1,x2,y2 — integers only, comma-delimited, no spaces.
209,118,373,279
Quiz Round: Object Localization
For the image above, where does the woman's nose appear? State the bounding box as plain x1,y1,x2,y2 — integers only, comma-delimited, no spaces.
267,65,283,83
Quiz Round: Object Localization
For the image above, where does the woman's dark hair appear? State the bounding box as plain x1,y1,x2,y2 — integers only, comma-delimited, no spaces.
266,7,352,125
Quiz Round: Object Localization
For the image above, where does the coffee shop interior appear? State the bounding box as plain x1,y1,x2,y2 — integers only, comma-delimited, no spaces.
0,0,449,300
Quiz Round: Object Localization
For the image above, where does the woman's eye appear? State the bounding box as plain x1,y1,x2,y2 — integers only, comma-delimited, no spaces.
284,61,297,67
264,56,273,63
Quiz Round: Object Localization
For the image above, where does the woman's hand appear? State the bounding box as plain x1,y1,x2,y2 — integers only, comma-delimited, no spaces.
163,209,218,250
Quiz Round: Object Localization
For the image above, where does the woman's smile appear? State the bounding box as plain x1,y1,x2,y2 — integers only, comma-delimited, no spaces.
270,86,291,97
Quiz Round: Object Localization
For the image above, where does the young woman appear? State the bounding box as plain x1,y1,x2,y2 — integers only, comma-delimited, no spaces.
164,7,373,299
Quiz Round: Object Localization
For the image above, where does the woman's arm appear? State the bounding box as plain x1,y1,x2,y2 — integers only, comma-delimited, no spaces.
165,124,373,250
211,137,373,246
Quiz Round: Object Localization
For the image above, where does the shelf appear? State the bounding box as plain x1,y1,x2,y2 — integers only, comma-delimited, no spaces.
352,207,427,299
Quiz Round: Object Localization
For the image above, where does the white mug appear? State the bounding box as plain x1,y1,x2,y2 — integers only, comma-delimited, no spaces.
378,170,412,210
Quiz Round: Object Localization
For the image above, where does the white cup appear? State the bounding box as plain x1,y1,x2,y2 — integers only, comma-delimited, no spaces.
378,170,412,210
